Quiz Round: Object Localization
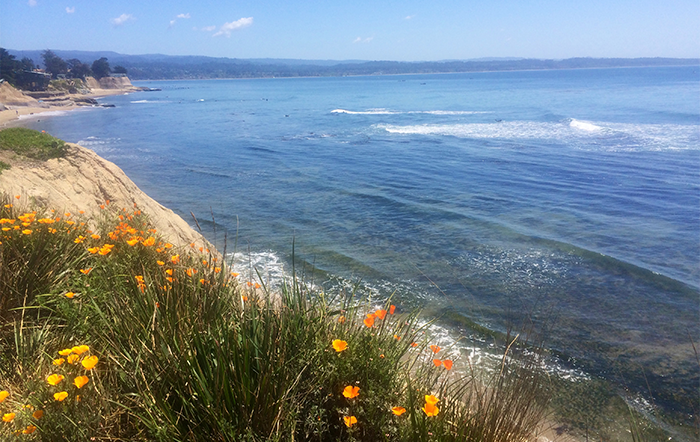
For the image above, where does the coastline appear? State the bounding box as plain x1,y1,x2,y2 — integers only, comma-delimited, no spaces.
0,89,133,127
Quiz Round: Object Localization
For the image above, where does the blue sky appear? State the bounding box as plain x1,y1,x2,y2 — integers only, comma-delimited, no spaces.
2,0,699,61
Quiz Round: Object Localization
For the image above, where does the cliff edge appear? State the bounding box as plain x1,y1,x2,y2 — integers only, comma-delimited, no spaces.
0,142,210,249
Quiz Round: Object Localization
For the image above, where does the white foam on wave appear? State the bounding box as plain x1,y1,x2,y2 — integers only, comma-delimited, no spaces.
332,108,397,115
131,100,151,104
227,250,290,290
331,108,491,115
17,110,68,120
377,120,700,151
570,118,602,132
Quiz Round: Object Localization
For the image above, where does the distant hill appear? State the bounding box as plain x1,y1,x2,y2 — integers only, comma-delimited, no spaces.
8,50,699,80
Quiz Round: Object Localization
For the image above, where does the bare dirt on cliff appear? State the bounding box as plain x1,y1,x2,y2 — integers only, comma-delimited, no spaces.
0,142,210,249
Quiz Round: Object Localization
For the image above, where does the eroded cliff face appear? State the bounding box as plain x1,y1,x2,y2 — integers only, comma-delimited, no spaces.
0,143,210,249
84,76,139,91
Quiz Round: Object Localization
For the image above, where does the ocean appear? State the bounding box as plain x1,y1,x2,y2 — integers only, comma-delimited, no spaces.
22,65,700,431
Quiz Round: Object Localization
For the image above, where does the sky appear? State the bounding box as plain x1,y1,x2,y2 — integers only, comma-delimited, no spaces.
2,0,699,61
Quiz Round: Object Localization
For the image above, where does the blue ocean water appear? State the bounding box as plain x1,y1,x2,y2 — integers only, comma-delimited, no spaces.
23,66,700,420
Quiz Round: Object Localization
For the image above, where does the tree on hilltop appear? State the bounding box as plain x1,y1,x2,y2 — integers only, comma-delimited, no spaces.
113,65,127,75
91,57,111,79
67,59,92,79
20,57,35,71
42,50,68,78
0,48,20,84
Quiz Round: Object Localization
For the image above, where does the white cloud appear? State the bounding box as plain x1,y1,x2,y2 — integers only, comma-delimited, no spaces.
170,13,191,27
353,36,374,44
404,15,415,20
28,0,37,6
111,13,135,26
213,17,253,37
202,25,217,32
66,6,75,13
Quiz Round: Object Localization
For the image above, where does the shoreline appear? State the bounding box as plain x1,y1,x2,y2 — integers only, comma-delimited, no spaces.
0,88,139,127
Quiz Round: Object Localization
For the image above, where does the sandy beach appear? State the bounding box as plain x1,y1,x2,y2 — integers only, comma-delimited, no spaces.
0,79,141,127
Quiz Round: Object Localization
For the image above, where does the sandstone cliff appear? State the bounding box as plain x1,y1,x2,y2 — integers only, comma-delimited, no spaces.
84,76,139,91
0,143,210,249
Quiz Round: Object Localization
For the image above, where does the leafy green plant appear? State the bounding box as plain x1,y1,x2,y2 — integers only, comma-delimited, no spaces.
0,128,66,160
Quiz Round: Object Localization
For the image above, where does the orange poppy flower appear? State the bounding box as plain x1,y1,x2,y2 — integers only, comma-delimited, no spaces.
87,246,100,254
73,376,89,389
411,342,418,348
342,385,360,399
91,234,100,239
54,391,68,402
53,358,65,366
443,360,453,370
23,425,36,434
0,391,8,403
394,334,401,340
332,339,348,352
425,395,439,405
67,354,80,364
65,292,75,299
338,315,346,323
343,416,357,428
363,315,375,328
142,237,156,247
47,374,64,385
389,305,396,314
171,254,180,264
391,406,406,416
432,359,442,367
2,413,15,422
72,345,89,355
80,268,92,275
157,260,165,266
126,238,139,246
186,268,197,277
429,345,441,354
81,355,98,370
422,402,439,417
32,409,43,420
375,309,387,320
58,348,73,356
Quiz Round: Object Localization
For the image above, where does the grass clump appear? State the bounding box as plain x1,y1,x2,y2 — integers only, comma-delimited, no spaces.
0,161,9,174
0,192,551,441
0,128,66,161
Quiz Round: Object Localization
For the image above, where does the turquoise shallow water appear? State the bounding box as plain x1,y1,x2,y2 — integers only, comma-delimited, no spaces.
22,66,700,422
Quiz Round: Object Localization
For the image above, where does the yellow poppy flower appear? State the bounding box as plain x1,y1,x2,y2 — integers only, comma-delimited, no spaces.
47,374,65,385
425,395,439,405
53,358,65,366
53,391,68,402
171,254,180,264
67,354,80,364
343,416,357,428
65,292,75,298
332,339,348,352
3,412,15,422
0,390,8,403
142,236,156,247
58,348,73,356
22,229,32,235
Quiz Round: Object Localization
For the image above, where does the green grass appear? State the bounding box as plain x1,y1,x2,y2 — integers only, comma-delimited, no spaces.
0,161,9,174
0,193,552,441
0,128,66,161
